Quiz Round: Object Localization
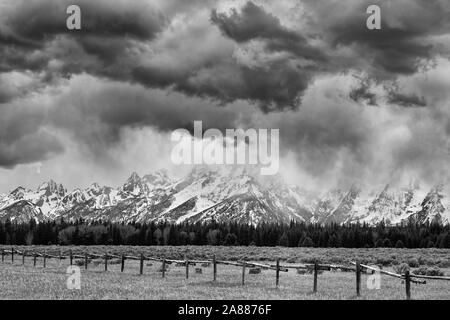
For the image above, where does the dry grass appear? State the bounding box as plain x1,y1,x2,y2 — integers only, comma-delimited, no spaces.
3,245,450,267
0,246,449,300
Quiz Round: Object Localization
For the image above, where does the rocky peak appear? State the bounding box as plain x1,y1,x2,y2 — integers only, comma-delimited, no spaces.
37,180,65,197
142,169,172,188
10,186,28,199
121,172,148,195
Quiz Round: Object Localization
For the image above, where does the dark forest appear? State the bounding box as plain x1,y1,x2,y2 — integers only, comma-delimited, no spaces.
0,219,449,248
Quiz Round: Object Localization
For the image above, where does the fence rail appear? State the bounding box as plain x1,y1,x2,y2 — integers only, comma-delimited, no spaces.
350,262,427,284
1,247,449,300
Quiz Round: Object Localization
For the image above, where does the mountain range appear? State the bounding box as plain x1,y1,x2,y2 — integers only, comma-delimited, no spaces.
0,166,449,225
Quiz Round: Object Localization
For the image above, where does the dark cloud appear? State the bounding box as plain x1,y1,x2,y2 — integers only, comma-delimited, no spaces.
1,0,447,112
207,1,325,109
388,92,427,108
349,83,378,106
0,96,64,167
133,60,312,112
332,23,431,75
0,0,326,111
0,45,48,73
0,131,63,168
2,0,165,43
0,0,166,78
303,0,450,76
211,2,297,42
210,2,325,61
43,75,249,156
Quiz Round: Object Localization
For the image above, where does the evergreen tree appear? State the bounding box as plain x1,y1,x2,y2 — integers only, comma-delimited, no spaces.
395,240,404,248
299,237,314,247
278,232,289,247
224,233,238,246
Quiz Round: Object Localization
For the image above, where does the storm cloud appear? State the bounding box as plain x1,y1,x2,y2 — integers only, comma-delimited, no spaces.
1,0,450,191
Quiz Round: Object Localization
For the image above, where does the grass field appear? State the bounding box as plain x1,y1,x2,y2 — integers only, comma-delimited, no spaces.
0,246,449,300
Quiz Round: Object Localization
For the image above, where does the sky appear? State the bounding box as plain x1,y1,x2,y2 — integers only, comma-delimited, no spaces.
1,0,450,192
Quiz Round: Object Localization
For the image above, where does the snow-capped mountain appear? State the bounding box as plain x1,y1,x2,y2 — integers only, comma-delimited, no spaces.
161,166,313,225
0,167,449,225
411,184,450,225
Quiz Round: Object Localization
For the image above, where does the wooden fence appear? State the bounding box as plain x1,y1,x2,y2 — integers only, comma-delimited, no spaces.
1,247,449,300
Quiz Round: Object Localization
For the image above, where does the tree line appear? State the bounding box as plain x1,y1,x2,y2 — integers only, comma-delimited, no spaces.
0,219,449,248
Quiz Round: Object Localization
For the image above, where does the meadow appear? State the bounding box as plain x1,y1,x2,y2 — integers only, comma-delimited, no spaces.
0,246,449,300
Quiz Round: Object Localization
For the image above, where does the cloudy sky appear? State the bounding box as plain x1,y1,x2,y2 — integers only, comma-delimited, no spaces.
1,0,450,192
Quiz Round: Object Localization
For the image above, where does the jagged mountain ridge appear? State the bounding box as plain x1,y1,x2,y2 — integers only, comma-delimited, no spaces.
0,167,449,225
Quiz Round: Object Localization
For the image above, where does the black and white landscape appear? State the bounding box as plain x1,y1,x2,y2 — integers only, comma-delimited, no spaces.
1,0,450,302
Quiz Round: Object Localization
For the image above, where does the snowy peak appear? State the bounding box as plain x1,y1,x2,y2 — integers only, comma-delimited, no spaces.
321,185,361,224
411,184,450,224
142,169,173,190
37,179,66,198
368,184,398,215
120,172,148,196
161,167,313,225
9,186,29,199
0,167,450,225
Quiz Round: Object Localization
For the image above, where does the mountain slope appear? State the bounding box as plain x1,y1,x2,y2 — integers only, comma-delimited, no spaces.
0,167,449,225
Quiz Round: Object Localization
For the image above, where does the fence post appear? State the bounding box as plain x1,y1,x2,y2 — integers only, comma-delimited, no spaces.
313,261,318,293
104,254,108,272
59,250,62,265
405,270,411,300
242,261,246,285
356,261,361,297
43,250,46,268
22,250,26,265
69,250,73,266
213,255,217,282
162,258,166,278
140,253,144,275
1,249,4,262
121,254,125,272
276,259,280,287
11,247,14,263
84,252,88,270
185,256,189,279
33,252,37,267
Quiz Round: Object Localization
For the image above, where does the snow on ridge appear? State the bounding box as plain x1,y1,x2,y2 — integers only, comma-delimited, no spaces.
1,167,450,225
